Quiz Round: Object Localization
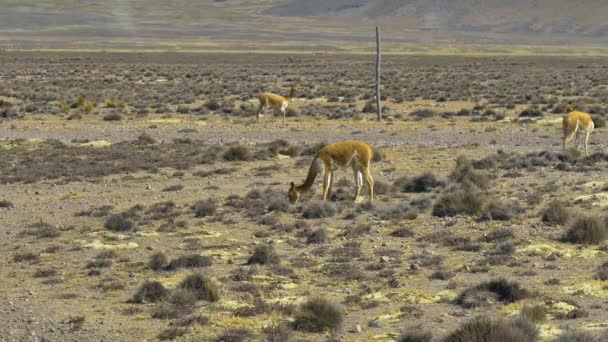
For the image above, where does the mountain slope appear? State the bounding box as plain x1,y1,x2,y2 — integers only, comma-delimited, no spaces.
265,0,608,36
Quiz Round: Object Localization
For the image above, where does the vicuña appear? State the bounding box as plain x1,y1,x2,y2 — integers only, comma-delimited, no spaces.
256,86,295,125
288,140,374,203
563,104,594,155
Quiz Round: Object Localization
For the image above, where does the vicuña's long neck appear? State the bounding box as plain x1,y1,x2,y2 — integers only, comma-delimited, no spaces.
296,157,319,192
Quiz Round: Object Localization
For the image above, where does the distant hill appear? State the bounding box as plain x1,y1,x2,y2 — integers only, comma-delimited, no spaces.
266,0,608,37
0,0,607,50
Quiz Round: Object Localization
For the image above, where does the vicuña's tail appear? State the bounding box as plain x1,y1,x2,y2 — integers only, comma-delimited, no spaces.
296,156,319,192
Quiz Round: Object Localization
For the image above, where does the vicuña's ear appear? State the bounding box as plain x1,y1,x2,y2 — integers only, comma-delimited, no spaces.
290,181,295,188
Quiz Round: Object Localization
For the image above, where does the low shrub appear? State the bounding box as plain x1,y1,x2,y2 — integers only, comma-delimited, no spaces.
563,215,607,244
394,173,444,193
104,214,136,232
293,297,343,332
131,281,168,303
456,278,529,308
307,228,328,244
541,200,570,225
192,199,216,218
398,331,433,342
223,145,253,161
432,186,485,217
444,316,537,342
302,201,336,218
247,243,281,265
178,273,219,302
166,254,212,270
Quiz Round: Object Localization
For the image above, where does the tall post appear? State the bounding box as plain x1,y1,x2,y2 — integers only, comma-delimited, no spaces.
375,26,381,121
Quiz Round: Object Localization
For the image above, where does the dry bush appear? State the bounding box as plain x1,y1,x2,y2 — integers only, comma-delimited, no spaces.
13,251,39,263
444,316,537,342
563,215,607,244
541,200,570,225
432,186,485,217
264,322,292,342
192,199,216,218
398,331,433,342
247,244,280,265
411,109,437,118
33,268,57,278
223,144,253,161
0,200,14,209
450,156,489,189
158,327,188,341
551,330,603,342
130,281,169,304
390,227,415,238
21,222,61,238
178,273,219,302
394,173,444,193
102,110,123,121
482,199,522,221
293,297,343,332
456,278,529,308
104,214,136,232
86,251,114,269
482,228,514,242
307,228,328,244
375,203,418,221
302,201,336,218
166,254,212,270
520,304,547,324
594,261,608,281
218,328,254,342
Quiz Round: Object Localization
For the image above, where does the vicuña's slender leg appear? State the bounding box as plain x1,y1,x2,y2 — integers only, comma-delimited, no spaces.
352,164,363,201
363,167,374,201
322,170,332,201
256,105,265,123
326,171,334,199
584,130,591,155
563,128,577,150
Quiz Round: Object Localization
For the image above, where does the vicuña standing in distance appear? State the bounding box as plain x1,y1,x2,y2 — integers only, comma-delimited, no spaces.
288,140,374,203
256,86,295,125
563,104,594,155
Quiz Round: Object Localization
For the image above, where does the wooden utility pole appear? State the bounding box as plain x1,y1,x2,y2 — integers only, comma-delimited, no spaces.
375,26,381,121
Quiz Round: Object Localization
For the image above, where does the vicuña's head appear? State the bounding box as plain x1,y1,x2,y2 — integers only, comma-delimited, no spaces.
288,181,300,204
565,103,575,113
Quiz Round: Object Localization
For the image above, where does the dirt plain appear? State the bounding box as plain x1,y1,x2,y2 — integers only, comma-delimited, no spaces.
1,52,608,342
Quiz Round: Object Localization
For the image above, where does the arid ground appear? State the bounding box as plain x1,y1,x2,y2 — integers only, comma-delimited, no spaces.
1,52,608,342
